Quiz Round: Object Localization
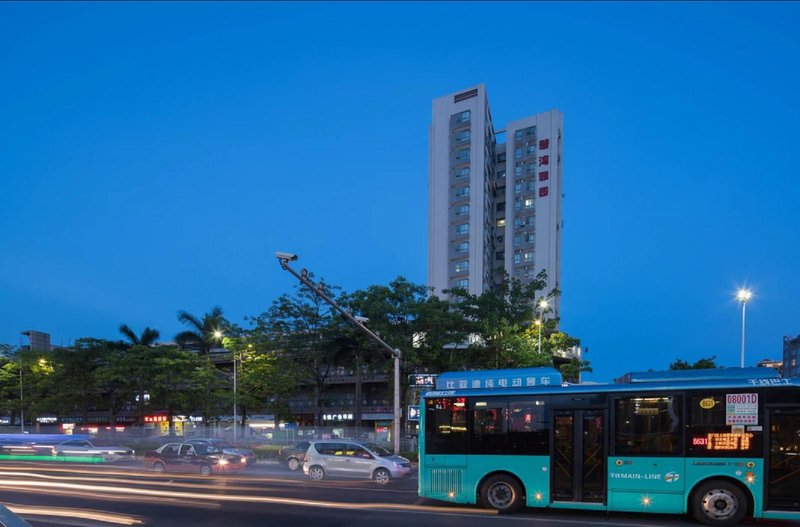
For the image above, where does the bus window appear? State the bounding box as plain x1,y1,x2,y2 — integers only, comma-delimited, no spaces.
471,400,506,454
508,398,548,455
614,396,682,455
687,392,762,456
425,397,468,454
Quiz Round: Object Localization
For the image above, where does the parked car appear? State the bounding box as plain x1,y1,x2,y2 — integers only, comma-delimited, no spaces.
53,439,134,461
277,441,310,471
186,438,256,466
143,442,245,476
302,440,413,485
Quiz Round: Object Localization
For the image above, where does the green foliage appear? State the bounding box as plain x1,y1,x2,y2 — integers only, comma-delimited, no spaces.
175,306,229,354
669,356,718,370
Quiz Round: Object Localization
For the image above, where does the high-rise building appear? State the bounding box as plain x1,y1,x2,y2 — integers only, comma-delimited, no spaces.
428,84,563,317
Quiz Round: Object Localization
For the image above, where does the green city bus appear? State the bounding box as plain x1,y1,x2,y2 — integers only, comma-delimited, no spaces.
419,367,800,525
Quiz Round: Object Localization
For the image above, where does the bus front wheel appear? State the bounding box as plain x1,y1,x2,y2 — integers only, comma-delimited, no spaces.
480,475,523,514
691,479,748,526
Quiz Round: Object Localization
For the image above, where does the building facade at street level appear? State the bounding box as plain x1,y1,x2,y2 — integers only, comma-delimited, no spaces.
428,84,563,318
783,334,800,377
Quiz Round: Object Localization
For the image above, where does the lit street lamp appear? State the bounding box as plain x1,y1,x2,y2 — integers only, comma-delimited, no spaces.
537,298,549,355
736,288,753,368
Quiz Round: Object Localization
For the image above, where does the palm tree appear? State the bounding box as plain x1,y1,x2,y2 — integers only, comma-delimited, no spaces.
174,306,228,355
118,324,161,347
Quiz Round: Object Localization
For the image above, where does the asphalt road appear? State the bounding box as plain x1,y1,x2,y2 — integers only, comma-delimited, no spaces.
0,460,793,527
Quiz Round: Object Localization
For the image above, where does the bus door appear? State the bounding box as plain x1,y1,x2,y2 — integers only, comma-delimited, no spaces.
552,409,606,503
766,408,800,510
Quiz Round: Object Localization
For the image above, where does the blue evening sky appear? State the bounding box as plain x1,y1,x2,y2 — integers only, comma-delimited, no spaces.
1,2,798,382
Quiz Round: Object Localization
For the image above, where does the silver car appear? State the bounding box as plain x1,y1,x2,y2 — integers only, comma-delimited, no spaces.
302,440,413,485
53,439,134,461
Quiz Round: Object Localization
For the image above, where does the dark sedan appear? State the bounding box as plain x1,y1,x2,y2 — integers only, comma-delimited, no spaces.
186,438,256,466
143,442,245,476
277,440,310,471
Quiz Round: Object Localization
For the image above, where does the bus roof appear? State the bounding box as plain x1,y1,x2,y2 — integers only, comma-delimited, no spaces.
424,367,799,399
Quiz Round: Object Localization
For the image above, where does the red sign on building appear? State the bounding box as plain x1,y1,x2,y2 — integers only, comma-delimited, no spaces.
538,138,549,149
538,171,549,181
538,155,549,166
539,187,549,197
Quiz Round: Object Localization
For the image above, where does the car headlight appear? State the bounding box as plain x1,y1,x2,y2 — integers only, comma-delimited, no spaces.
218,458,229,466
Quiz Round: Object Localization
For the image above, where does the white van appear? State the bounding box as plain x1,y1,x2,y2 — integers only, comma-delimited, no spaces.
302,440,413,485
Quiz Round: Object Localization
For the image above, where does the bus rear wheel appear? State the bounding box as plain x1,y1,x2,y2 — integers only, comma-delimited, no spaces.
481,475,523,514
691,480,748,526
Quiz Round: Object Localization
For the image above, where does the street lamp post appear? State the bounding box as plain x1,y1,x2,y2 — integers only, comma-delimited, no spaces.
276,252,403,454
537,298,549,355
213,330,237,441
736,288,753,368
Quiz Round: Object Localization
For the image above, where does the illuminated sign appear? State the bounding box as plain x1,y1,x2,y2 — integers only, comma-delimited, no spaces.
144,415,169,423
407,405,420,421
699,398,716,409
436,368,562,391
726,393,758,425
409,374,438,389
692,432,755,451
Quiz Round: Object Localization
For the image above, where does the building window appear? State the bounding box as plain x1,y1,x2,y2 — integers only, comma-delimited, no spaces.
497,152,506,163
539,138,549,149
614,396,682,456
455,148,470,161
455,110,471,123
513,251,522,264
455,204,469,216
515,182,522,194
497,169,506,179
527,215,536,226
514,217,524,228
514,166,522,177
514,130,523,141
527,145,536,155
455,130,470,143
523,251,534,262
539,187,549,197
496,218,506,228
514,235,522,247
514,197,522,210
527,180,536,191
455,278,469,289
455,241,469,253
514,148,522,160
495,251,504,261
455,223,469,235
526,233,535,244
454,167,470,179
527,126,536,136
455,186,469,198
454,260,469,273
524,198,535,209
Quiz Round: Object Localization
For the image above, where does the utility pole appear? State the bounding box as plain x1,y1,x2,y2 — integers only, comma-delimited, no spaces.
276,252,403,454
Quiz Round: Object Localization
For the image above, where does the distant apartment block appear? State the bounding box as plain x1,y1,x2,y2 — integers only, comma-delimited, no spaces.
21,330,52,351
428,84,563,317
784,335,800,377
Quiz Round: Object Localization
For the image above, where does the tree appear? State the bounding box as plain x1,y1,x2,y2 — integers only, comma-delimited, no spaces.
148,347,206,435
669,356,718,370
249,275,342,426
448,271,549,369
117,324,160,348
175,306,228,355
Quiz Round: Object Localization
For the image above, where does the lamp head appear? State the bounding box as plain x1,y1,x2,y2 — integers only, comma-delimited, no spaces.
736,288,753,302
